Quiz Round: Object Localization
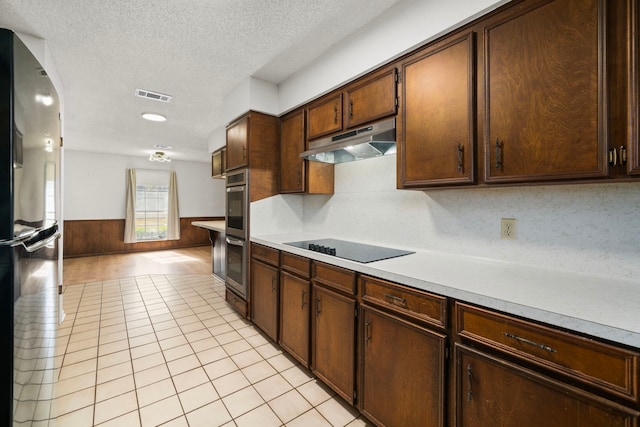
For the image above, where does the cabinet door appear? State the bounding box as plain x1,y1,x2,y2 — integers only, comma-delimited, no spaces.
312,284,356,404
211,147,225,178
279,271,310,367
280,110,306,193
361,306,446,427
484,0,606,183
456,345,639,427
307,94,343,140
250,259,278,341
345,68,397,129
400,32,475,187
226,115,249,170
630,0,640,176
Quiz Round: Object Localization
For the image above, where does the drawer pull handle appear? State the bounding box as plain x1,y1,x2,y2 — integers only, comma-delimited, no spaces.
503,332,557,353
384,293,407,308
315,297,321,317
271,277,277,293
365,319,371,345
301,289,307,309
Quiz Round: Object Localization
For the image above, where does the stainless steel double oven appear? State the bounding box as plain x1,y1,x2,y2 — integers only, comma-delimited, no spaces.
225,169,248,298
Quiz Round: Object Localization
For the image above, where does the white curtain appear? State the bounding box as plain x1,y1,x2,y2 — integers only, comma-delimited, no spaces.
167,170,180,240
123,168,137,243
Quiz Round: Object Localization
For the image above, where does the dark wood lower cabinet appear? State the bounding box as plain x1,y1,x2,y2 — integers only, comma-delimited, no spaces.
360,306,447,427
279,271,311,367
311,284,357,404
250,259,279,341
456,345,640,427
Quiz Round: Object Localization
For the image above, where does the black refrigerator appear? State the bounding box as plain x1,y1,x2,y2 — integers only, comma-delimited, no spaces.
0,29,62,425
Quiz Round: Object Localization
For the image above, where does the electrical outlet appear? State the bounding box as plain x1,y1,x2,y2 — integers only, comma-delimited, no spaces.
501,218,517,240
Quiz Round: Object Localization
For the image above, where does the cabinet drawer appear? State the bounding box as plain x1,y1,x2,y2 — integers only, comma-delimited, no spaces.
360,275,446,329
455,302,640,404
281,252,310,279
312,261,356,295
251,243,279,266
226,288,247,317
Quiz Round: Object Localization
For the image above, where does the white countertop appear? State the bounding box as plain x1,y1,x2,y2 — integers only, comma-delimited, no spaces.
192,220,225,233
252,232,640,349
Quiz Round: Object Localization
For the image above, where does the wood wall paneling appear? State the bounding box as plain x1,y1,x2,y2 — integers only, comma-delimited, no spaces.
63,217,222,258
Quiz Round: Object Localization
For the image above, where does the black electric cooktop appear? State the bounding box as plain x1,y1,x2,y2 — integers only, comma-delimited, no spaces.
284,238,414,263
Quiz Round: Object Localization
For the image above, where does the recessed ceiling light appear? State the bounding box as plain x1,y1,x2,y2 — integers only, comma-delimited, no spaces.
142,113,166,122
35,94,54,106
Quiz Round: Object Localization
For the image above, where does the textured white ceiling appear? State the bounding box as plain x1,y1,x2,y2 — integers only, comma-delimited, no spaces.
0,0,402,162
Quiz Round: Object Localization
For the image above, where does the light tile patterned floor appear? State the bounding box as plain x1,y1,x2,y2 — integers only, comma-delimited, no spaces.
54,274,372,426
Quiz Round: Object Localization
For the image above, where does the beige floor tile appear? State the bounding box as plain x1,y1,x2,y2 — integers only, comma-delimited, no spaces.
185,400,232,427
316,397,360,427
282,365,314,388
172,367,209,393
231,348,263,369
134,362,171,388
203,357,238,381
100,323,127,336
214,330,243,345
241,360,278,384
255,342,283,359
221,386,265,418
97,349,131,370
346,417,376,426
132,352,165,372
130,341,161,360
54,371,96,398
53,386,95,417
65,336,99,354
97,360,133,384
254,374,293,402
152,319,179,331
178,381,218,413
95,410,140,427
52,405,94,426
58,359,97,381
163,344,194,362
267,353,298,373
128,332,158,348
296,380,334,407
209,323,234,336
137,377,177,407
286,408,333,427
98,339,129,356
184,328,212,343
167,354,201,376
94,390,139,425
159,334,189,350
196,345,227,365
190,337,219,353
95,374,135,402
139,394,184,427
222,339,252,356
234,403,282,427
127,323,154,336
212,371,250,397
268,389,312,424
99,330,128,345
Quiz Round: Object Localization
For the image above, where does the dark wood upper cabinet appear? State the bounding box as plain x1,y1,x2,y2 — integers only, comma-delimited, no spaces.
226,115,249,171
630,0,640,175
484,0,607,183
344,67,398,129
306,67,398,142
211,147,226,179
400,31,476,187
280,109,334,194
306,94,343,141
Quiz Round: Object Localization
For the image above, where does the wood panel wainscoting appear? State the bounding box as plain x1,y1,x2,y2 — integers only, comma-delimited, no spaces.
63,217,223,258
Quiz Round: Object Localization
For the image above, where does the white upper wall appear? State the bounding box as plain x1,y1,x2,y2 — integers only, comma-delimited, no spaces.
278,0,508,113
64,150,225,220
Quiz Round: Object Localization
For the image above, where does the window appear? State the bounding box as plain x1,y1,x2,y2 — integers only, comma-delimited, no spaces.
135,170,170,241
135,184,168,240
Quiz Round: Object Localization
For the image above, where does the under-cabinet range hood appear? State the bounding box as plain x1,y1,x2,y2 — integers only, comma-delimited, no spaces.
301,118,396,164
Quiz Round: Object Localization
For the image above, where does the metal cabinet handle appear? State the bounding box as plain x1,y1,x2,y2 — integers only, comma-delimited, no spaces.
315,297,321,317
495,138,502,170
621,145,628,165
467,363,473,403
609,148,618,166
384,293,407,308
349,100,354,119
334,106,338,124
457,143,464,173
503,332,557,353
365,319,371,345
271,276,276,293
301,289,307,309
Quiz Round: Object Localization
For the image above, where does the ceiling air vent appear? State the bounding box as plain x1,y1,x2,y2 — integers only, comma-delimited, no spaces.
135,89,172,103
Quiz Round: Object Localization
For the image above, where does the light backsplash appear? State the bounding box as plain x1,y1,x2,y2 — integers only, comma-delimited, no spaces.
251,155,640,282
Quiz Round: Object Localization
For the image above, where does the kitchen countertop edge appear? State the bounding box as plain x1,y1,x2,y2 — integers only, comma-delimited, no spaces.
192,220,226,233
252,233,640,349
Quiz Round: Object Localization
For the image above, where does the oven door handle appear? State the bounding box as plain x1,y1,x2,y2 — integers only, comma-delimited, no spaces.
227,186,245,193
225,237,245,247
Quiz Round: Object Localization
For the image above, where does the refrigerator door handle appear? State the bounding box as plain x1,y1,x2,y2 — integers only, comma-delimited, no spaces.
22,232,61,253
0,235,32,247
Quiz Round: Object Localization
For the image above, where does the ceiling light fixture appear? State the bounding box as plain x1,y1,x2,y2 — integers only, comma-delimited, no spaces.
36,94,54,106
149,151,171,162
142,112,167,122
